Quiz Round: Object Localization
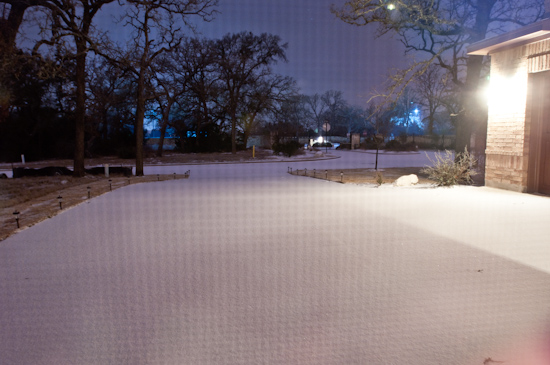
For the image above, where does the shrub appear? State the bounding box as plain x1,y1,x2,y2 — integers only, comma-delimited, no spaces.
272,140,302,157
384,140,418,151
375,171,384,186
421,147,478,186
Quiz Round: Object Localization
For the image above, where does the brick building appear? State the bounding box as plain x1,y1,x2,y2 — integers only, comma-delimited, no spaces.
468,19,550,194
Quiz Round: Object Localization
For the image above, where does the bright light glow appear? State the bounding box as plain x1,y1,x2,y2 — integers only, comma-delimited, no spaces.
387,3,395,10
414,108,419,114
486,72,527,114
317,136,324,143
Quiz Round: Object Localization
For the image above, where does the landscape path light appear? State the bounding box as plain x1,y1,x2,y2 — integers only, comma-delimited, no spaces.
87,186,91,199
57,195,63,210
13,210,20,228
109,179,112,191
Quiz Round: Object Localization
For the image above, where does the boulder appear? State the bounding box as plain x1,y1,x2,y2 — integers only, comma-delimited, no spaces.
394,174,419,187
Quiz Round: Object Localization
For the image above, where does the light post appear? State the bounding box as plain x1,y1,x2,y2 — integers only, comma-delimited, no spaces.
13,210,20,228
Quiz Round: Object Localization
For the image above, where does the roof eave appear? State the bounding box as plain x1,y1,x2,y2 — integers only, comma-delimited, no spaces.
467,18,550,56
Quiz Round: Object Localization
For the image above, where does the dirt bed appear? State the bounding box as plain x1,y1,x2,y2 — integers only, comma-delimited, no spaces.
291,166,431,185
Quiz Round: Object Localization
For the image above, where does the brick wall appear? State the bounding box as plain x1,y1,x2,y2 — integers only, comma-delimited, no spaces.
485,39,550,192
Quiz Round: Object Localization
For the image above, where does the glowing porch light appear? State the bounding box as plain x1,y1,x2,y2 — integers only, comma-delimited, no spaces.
486,72,527,114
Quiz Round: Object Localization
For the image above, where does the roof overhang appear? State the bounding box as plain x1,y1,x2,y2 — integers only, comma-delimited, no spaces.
467,18,550,55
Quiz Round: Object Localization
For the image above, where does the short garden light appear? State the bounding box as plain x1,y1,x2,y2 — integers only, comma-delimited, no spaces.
173,172,176,180
87,186,91,199
13,210,20,228
57,195,63,210
157,174,160,181
340,171,344,182
109,179,112,191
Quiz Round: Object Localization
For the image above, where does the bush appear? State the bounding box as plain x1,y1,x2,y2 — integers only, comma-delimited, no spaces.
421,148,478,186
272,140,302,157
384,140,418,151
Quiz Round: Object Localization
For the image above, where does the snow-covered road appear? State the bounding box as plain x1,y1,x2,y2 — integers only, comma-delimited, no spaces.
1,150,550,364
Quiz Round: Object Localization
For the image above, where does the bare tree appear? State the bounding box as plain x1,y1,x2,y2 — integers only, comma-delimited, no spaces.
47,0,118,175
214,32,288,154
113,0,217,175
413,63,450,135
172,37,220,151
365,102,396,170
333,0,544,152
238,74,296,148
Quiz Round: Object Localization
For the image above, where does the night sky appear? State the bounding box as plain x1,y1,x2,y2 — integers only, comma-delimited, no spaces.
191,0,407,107
91,0,408,107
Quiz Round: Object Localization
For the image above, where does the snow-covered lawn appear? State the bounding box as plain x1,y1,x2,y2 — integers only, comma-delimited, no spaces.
1,150,549,364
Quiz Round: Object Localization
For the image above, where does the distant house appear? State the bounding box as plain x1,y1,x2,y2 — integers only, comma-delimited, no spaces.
468,18,550,194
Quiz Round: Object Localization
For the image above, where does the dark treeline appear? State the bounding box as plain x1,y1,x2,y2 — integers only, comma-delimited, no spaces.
0,0,457,174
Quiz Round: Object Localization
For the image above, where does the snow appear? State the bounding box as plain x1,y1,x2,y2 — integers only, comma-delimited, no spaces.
1,150,549,364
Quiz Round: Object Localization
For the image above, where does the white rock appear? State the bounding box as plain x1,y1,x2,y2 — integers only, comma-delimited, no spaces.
394,174,419,187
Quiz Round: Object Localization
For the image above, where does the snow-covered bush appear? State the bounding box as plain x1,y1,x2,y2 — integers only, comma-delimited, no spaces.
421,148,477,186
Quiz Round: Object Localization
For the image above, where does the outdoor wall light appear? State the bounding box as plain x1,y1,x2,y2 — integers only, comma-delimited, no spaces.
13,210,20,228
57,195,63,210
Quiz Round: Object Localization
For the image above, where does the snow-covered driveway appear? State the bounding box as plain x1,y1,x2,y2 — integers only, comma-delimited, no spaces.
1,151,550,364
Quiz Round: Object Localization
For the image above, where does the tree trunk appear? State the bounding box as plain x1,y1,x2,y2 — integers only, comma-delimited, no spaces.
455,0,494,154
156,100,174,157
156,118,168,158
0,2,28,52
135,68,146,176
73,39,87,177
231,113,237,154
